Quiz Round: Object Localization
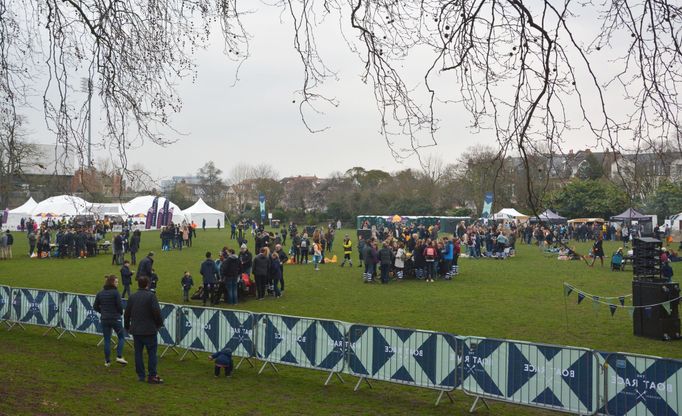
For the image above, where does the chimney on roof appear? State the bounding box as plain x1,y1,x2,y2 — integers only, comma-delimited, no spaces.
568,149,573,155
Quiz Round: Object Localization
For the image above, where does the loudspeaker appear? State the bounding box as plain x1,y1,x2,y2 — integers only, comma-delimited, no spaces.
632,280,681,340
633,237,662,280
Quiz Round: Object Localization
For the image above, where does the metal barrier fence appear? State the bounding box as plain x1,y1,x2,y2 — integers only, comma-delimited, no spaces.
8,287,61,334
2,284,681,416
255,314,347,384
460,337,599,415
0,285,11,327
60,292,103,338
598,352,682,416
345,324,459,405
177,306,256,367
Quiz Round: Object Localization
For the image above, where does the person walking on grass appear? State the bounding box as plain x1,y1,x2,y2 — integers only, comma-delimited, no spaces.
589,234,605,267
124,276,164,384
120,260,134,299
94,275,128,368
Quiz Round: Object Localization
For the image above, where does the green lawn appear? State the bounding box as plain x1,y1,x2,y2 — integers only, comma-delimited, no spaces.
0,228,679,415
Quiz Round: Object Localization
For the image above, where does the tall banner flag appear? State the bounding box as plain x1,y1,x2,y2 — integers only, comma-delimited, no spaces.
167,207,174,226
147,196,159,229
259,193,266,222
481,192,494,219
161,198,171,226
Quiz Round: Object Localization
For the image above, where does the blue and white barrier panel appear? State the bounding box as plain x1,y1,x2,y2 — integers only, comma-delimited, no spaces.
0,285,11,323
61,292,102,336
255,314,347,377
157,302,177,347
177,306,255,360
461,337,598,415
346,324,459,391
598,352,682,416
9,288,60,331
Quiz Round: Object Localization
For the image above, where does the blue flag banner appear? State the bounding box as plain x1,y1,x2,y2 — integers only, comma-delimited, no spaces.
462,337,598,414
609,304,617,317
11,288,60,329
0,285,11,323
256,314,346,373
259,193,266,222
161,198,171,227
346,324,459,390
146,197,159,230
481,192,494,219
618,296,626,306
578,293,585,304
598,352,682,416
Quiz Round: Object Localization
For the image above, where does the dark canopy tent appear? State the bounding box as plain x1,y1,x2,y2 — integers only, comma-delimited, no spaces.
610,208,651,222
529,209,567,224
610,208,653,236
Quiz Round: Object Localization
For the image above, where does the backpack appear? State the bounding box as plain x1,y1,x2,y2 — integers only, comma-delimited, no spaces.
301,239,307,248
425,247,435,260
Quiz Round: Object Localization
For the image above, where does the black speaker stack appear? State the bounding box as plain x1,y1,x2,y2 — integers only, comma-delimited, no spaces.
632,237,681,340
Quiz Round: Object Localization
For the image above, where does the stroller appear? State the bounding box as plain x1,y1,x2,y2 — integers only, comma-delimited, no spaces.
611,250,625,271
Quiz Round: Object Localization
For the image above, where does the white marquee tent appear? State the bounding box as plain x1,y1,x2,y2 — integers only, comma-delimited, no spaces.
493,208,529,221
30,195,90,224
182,198,225,228
122,195,186,225
2,197,38,230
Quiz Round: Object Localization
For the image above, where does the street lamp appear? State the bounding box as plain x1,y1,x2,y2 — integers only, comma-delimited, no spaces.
80,77,92,168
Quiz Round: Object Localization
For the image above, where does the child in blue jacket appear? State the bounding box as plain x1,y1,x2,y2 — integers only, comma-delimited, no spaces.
209,347,233,377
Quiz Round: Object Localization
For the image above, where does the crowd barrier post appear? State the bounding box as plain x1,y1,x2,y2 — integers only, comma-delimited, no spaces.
345,324,460,405
176,306,256,368
0,285,11,329
598,351,682,416
255,314,348,385
460,337,599,415
158,303,179,358
8,288,61,335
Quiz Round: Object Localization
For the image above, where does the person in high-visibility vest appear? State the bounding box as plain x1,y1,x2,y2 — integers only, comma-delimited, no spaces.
340,234,353,267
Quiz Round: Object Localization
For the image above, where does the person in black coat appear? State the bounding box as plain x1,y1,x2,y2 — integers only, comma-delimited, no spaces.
200,252,218,306
120,260,134,299
220,249,241,305
274,244,288,293
124,276,163,384
94,275,127,367
129,231,141,265
252,247,271,300
270,252,283,298
137,252,154,279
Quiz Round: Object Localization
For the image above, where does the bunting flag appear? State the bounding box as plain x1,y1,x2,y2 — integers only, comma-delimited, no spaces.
618,296,625,306
609,304,617,317
563,285,573,297
592,296,600,312
577,293,585,304
627,307,635,318
662,302,672,316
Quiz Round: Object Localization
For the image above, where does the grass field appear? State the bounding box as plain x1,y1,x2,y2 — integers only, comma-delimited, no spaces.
0,228,680,415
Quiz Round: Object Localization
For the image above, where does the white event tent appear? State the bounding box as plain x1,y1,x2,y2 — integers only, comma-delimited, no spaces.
2,197,38,230
182,198,225,228
122,195,186,225
30,195,90,224
493,208,529,221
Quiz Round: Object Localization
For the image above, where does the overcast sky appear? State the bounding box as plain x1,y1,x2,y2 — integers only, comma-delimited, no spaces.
22,2,620,181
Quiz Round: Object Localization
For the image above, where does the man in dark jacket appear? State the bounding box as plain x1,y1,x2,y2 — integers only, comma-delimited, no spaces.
378,243,394,284
120,260,134,299
252,247,271,300
129,231,141,265
274,244,288,293
94,275,128,367
200,252,217,306
124,276,163,384
239,244,253,276
137,252,154,279
220,249,241,305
